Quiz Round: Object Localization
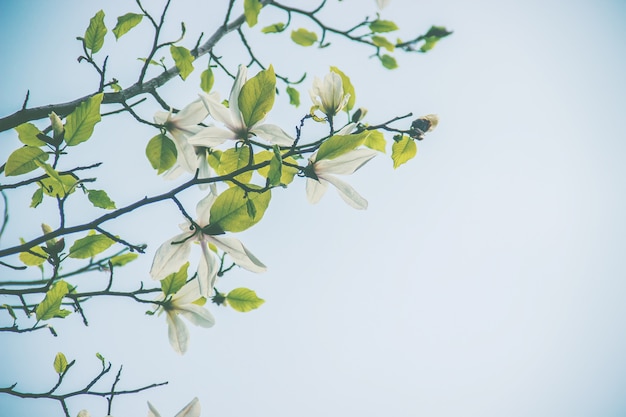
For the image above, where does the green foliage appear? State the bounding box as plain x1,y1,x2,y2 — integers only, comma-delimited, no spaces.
30,188,44,208
64,93,103,146
291,28,318,46
369,19,399,33
372,35,395,52
238,65,276,128
244,0,262,27
316,131,369,161
330,66,355,112
262,22,285,33
226,288,265,312
267,147,283,187
87,190,116,210
15,123,45,146
391,135,417,168
35,280,71,321
40,174,78,198
200,66,215,93
18,239,47,266
170,45,195,80
380,54,398,69
146,134,177,174
255,151,298,185
286,86,300,107
84,10,107,54
68,233,115,259
53,352,68,374
161,262,189,296
216,146,253,185
4,146,48,176
364,130,387,153
209,186,271,233
110,253,139,267
113,13,143,39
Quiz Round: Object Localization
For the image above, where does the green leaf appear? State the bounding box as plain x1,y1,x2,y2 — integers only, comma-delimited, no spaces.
15,123,46,146
54,352,68,374
112,12,143,39
207,149,222,171
372,35,395,52
291,28,318,46
88,190,116,209
19,240,47,266
244,0,262,27
364,130,386,153
40,174,78,198
96,352,106,366
110,252,139,267
36,161,64,185
216,146,253,185
200,66,215,93
68,233,115,259
160,262,189,296
420,37,439,52
146,134,177,174
226,288,265,312
5,146,49,176
316,131,369,161
380,54,398,69
262,22,285,33
64,93,103,146
424,25,453,39
2,304,17,321
267,148,282,187
84,10,107,53
246,198,257,219
286,86,300,107
391,136,417,168
238,65,276,128
30,187,44,208
110,82,122,92
369,19,399,33
255,151,298,185
210,186,271,233
170,45,194,81
35,280,70,321
330,66,355,112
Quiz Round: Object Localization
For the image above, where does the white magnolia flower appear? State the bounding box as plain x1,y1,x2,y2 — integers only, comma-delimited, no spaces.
154,281,215,354
150,193,266,298
306,148,378,210
154,99,214,190
76,411,90,417
309,72,350,118
148,397,200,417
189,65,294,148
376,0,391,9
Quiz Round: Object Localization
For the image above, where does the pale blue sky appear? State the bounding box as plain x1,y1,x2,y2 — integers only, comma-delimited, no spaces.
1,1,626,416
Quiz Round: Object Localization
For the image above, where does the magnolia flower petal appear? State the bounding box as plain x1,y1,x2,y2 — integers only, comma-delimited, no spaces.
195,192,217,226
316,148,377,175
322,174,369,210
172,281,203,305
188,126,234,148
163,163,185,180
336,122,357,136
326,72,344,114
174,398,201,417
376,0,391,9
197,240,219,298
147,402,162,417
175,99,209,126
305,177,329,204
178,304,215,328
229,65,248,129
251,123,294,146
199,92,239,132
210,236,267,273
166,310,189,354
153,110,171,125
172,135,200,174
150,233,193,281
197,151,212,191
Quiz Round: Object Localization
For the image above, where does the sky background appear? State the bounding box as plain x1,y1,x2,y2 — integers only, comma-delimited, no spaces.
1,0,626,416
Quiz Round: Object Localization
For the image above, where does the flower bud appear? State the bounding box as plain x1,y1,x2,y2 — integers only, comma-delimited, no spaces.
351,107,368,123
49,112,64,138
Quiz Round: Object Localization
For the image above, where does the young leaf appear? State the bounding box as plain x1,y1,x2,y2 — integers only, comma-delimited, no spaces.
262,22,285,34
267,150,282,187
2,304,17,321
200,66,215,93
291,28,318,46
238,65,276,128
254,151,298,185
110,253,139,267
5,146,49,176
364,130,387,153
19,241,47,266
210,186,271,232
40,174,78,198
30,187,44,208
68,234,115,259
64,93,103,146
380,54,398,70
330,66,355,112
226,288,265,312
53,352,68,374
286,86,300,107
146,134,177,174
369,19,399,33
15,123,46,146
160,262,189,296
87,190,116,209
35,280,70,321
316,131,369,161
84,10,107,53
215,146,253,185
372,35,395,52
112,13,143,39
244,0,262,27
420,37,440,52
391,136,417,169
170,45,194,81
